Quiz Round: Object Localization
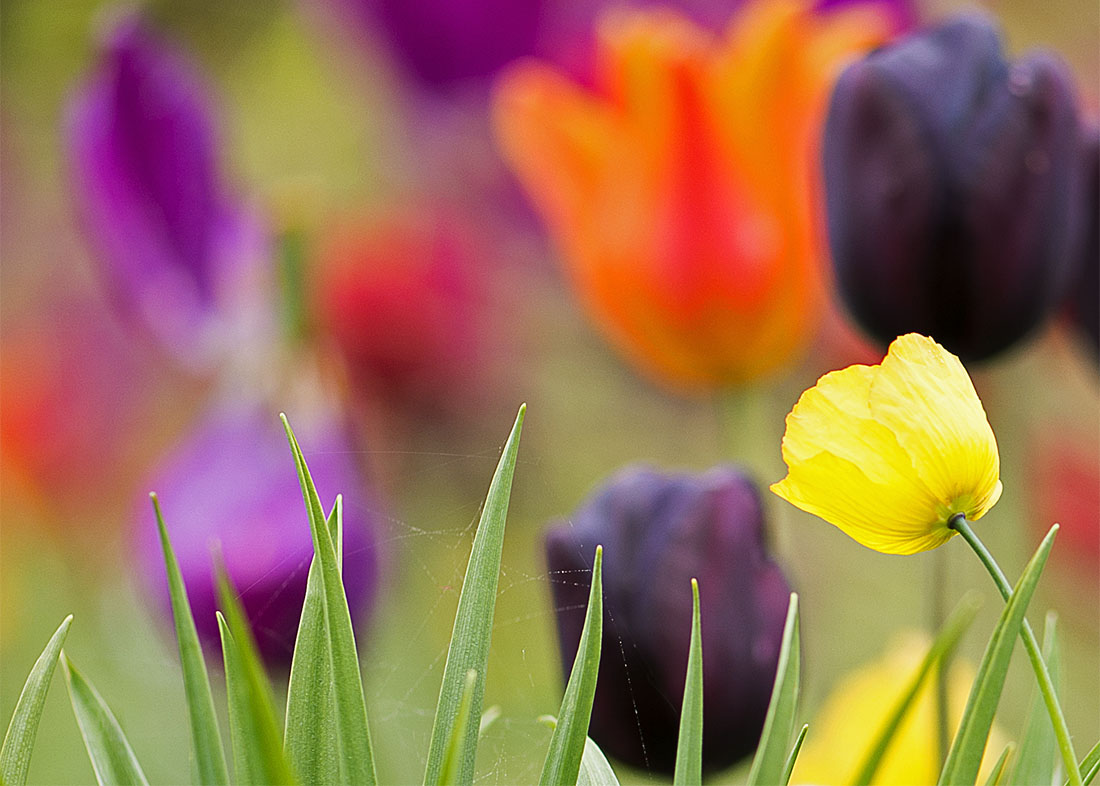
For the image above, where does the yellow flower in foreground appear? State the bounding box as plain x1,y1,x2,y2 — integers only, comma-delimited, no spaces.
771,334,1001,554
790,633,1007,786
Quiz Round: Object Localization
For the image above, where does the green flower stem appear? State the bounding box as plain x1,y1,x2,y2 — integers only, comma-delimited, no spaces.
949,516,1081,786
930,548,950,767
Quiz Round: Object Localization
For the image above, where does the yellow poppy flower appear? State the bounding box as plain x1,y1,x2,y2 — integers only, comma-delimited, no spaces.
790,633,1007,786
770,333,1001,554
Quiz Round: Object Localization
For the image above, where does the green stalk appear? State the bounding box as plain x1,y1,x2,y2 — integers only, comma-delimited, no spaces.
949,516,1081,786
931,547,950,768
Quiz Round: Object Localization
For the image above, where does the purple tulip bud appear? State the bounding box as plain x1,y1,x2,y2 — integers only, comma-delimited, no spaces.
544,466,792,774
137,402,379,668
823,15,1085,362
67,13,267,369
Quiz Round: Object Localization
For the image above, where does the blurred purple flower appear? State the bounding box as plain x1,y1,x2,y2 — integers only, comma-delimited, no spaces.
544,465,792,774
337,0,915,92
1069,130,1098,359
137,402,379,668
823,15,1086,362
67,13,267,369
343,0,544,88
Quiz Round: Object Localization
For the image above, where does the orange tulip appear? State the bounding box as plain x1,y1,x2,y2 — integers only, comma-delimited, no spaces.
494,0,891,389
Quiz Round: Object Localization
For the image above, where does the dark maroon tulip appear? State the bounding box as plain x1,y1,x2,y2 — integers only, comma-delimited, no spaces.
67,13,267,369
1069,131,1098,358
823,15,1085,362
544,465,792,774
137,402,379,668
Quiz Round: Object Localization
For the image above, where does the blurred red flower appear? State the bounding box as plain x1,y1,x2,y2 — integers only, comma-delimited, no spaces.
312,210,495,416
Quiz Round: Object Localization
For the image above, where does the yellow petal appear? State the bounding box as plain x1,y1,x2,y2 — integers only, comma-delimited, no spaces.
790,633,1008,785
870,334,1002,522
771,334,1001,554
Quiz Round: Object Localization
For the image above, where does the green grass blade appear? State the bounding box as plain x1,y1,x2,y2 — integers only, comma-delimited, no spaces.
781,724,809,786
0,616,73,785
983,744,1014,786
540,545,603,786
216,615,295,785
853,593,983,786
423,405,526,786
1012,612,1062,786
283,545,337,777
215,568,296,785
1067,741,1100,786
673,578,703,786
1084,761,1100,786
151,494,229,785
439,671,479,786
537,718,620,786
937,525,1057,786
577,737,620,786
282,547,337,784
747,593,801,786
283,415,377,785
60,653,149,786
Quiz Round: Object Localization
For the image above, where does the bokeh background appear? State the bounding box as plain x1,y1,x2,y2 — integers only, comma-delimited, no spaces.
1,0,1097,783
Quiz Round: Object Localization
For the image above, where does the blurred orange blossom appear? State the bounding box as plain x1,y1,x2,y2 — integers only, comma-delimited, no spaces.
493,0,892,389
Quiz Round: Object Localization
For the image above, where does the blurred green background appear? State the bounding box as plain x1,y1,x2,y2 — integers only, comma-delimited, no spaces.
1,0,1097,783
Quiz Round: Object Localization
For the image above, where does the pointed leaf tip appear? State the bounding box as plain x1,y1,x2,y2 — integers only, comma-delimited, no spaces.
1,616,74,786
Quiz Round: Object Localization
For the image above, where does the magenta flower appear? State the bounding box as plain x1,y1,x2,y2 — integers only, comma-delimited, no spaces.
67,13,267,369
342,0,914,91
137,402,380,668
341,0,544,88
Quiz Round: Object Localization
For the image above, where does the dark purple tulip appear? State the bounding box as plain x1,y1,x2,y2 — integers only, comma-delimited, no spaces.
544,466,792,774
823,15,1085,362
1069,130,1098,358
137,402,379,668
67,13,266,369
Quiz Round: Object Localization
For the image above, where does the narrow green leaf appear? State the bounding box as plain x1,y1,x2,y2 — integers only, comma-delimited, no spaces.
540,545,603,786
853,593,983,786
151,494,229,786
577,737,620,786
1012,612,1062,786
282,416,376,786
781,724,809,786
423,405,526,786
1084,760,1100,786
283,497,363,784
60,653,149,786
747,593,801,786
439,671,479,786
673,578,703,786
537,719,619,786
215,571,296,785
0,616,73,785
983,744,1014,786
1068,741,1100,786
937,525,1057,786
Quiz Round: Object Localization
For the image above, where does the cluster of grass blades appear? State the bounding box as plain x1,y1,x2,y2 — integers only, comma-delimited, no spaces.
1,405,1094,786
